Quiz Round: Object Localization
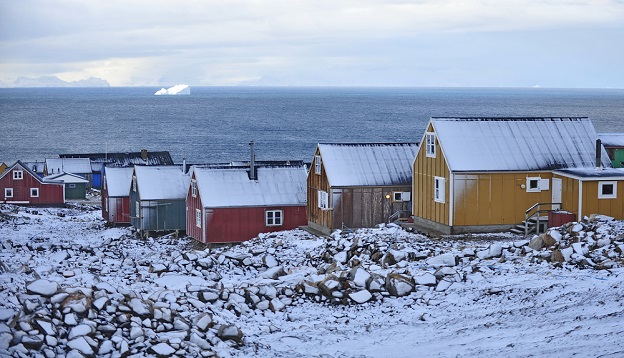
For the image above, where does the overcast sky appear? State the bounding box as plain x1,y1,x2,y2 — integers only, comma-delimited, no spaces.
1,0,623,87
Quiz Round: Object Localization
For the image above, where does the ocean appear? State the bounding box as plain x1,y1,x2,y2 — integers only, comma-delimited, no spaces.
1,86,623,164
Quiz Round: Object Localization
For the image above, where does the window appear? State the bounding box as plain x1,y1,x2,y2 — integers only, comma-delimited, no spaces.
425,133,436,158
265,210,283,226
526,177,549,192
30,188,39,197
4,188,13,198
68,184,76,189
195,209,202,228
13,170,23,180
191,180,197,197
434,177,445,203
132,176,137,192
393,191,411,202
315,155,322,175
599,181,617,199
318,190,329,209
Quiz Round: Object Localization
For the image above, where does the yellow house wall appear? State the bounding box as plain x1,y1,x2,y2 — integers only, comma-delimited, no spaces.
307,148,333,230
581,180,624,220
412,123,450,226
554,174,579,217
453,172,554,226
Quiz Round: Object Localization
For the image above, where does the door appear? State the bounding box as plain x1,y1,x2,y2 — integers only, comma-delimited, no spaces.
552,178,562,210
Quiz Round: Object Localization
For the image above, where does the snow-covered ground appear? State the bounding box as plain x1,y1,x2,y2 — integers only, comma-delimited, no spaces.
0,204,623,357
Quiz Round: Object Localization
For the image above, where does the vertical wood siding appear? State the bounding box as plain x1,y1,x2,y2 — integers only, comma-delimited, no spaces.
307,148,333,229
581,181,624,220
1,166,64,205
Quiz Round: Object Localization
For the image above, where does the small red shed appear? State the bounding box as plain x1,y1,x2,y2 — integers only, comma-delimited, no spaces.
186,163,308,244
101,166,134,224
0,161,65,206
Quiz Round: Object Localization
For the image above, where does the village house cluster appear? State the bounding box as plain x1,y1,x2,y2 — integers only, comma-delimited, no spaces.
2,117,624,242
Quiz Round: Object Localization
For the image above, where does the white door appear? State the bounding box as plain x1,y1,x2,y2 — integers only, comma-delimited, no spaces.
552,178,562,210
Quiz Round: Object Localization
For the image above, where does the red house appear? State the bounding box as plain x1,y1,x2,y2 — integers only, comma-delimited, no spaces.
186,163,308,243
101,166,134,224
0,161,65,206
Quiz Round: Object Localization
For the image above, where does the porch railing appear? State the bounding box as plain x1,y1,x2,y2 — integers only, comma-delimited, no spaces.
525,202,561,235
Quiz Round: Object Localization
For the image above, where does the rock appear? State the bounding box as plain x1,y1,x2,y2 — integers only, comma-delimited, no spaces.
269,298,286,312
217,324,244,344
260,266,285,279
61,293,91,314
195,313,213,331
551,249,565,263
413,272,437,286
129,298,152,318
385,273,414,297
349,267,371,288
426,253,458,268
263,255,278,268
318,277,342,297
34,318,56,336
98,340,114,355
528,235,544,251
543,233,558,247
26,279,59,296
20,335,43,350
149,342,176,357
0,309,16,322
561,247,574,262
67,337,94,355
68,324,93,339
348,289,372,304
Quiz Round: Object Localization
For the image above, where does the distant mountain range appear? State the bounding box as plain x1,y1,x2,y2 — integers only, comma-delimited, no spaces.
1,76,110,88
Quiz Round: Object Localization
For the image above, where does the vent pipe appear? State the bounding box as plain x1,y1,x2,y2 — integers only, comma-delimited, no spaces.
141,149,148,161
249,140,256,180
182,158,186,173
596,139,602,170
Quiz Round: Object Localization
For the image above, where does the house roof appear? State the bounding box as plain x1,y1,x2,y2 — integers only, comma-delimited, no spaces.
43,172,89,184
317,143,418,187
134,166,190,200
104,167,134,197
22,161,45,174
0,161,46,184
45,158,92,175
60,151,174,167
430,117,611,172
554,168,624,179
192,165,307,208
599,133,624,148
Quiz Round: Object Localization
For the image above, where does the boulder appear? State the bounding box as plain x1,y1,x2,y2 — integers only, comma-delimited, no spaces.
528,235,544,251
385,273,414,297
149,342,176,357
26,279,58,296
217,324,243,344
348,289,372,304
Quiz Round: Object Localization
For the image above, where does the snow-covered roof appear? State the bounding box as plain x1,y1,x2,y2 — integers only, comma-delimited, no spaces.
318,143,417,187
554,168,624,179
192,165,307,208
431,117,611,172
22,161,45,174
0,161,44,183
43,172,89,184
104,167,134,197
599,133,624,148
60,151,174,167
134,166,190,200
45,158,92,175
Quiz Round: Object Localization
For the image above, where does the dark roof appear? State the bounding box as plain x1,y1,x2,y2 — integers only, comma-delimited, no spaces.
60,151,174,167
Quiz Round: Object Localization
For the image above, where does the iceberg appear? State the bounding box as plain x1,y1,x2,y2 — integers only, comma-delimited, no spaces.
155,84,190,95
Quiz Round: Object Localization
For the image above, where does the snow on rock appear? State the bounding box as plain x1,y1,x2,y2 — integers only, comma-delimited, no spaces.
1,204,624,357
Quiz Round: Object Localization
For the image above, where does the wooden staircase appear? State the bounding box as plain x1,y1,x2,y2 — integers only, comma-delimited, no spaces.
510,202,561,236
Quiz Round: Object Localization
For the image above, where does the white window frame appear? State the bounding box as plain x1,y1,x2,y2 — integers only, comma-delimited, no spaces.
13,170,23,180
598,181,617,199
315,155,322,175
434,177,445,203
68,183,76,189
195,209,202,228
191,180,197,197
393,191,411,202
318,190,329,209
425,133,436,158
5,188,13,198
265,209,283,226
526,177,549,192
30,188,39,198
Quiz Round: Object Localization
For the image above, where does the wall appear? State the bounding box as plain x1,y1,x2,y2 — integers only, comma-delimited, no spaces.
307,148,333,230
332,186,411,230
1,166,64,206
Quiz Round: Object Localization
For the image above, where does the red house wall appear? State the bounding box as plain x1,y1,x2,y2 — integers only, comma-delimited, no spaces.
1,166,64,205
204,206,307,243
186,179,203,242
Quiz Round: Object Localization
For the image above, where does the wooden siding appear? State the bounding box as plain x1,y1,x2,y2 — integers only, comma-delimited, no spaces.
453,172,554,226
103,197,131,224
413,123,450,225
581,180,624,220
204,206,307,243
0,165,64,206
554,174,580,218
332,186,411,229
307,148,333,230
186,175,203,242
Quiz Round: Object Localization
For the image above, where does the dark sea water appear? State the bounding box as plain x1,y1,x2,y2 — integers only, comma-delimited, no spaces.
1,86,623,164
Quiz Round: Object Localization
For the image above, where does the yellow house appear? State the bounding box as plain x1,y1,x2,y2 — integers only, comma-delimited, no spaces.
308,143,417,235
412,117,620,235
0,163,7,176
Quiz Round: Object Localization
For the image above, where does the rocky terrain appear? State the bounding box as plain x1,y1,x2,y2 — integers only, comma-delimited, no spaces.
0,204,623,357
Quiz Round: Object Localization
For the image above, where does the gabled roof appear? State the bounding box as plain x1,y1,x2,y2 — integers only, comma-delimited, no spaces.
0,161,46,183
430,117,611,172
60,151,174,166
104,167,134,197
43,172,89,184
22,161,45,174
599,133,624,148
45,158,92,175
317,143,418,187
192,165,307,208
134,166,190,200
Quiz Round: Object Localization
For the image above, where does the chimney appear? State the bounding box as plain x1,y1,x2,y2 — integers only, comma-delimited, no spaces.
249,140,256,180
182,158,186,173
141,149,148,161
596,139,602,170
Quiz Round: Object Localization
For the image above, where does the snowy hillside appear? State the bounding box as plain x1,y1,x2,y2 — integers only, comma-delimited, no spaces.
0,204,623,357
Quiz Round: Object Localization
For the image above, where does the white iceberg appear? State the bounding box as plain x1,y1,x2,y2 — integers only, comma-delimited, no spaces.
155,84,190,95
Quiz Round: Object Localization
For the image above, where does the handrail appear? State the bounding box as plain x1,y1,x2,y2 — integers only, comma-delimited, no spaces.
388,210,411,224
525,202,562,235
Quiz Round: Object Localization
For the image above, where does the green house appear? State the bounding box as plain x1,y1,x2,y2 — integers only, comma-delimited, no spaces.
43,172,89,199
600,133,624,168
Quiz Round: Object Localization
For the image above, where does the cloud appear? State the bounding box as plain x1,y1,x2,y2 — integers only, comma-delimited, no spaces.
0,0,623,86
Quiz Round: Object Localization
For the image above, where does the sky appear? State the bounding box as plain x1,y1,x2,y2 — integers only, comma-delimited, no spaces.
0,0,623,88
